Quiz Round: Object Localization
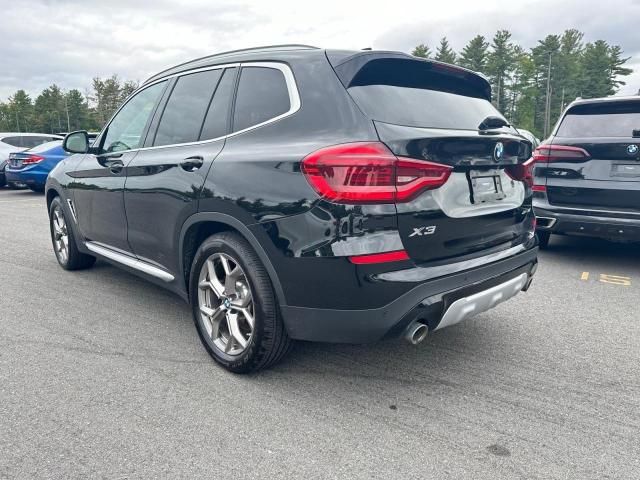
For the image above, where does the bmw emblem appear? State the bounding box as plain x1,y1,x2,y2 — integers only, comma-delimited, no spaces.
494,142,504,161
627,144,639,156
223,298,231,309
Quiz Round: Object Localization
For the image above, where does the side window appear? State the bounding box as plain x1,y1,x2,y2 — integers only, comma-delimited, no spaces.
233,66,291,133
200,67,236,141
153,69,223,147
21,136,56,148
102,81,166,153
1,136,24,147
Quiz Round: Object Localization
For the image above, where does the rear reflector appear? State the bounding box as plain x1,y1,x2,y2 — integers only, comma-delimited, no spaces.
301,142,452,204
532,184,546,192
533,145,590,162
348,250,409,265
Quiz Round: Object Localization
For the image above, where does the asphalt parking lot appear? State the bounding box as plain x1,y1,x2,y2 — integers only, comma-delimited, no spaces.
1,187,639,480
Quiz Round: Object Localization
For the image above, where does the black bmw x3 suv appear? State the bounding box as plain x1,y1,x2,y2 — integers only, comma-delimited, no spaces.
533,95,640,248
46,45,538,372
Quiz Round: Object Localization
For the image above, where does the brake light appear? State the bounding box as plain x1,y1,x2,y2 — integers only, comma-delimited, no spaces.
505,157,535,187
348,250,409,264
533,145,590,162
301,142,452,204
21,154,44,165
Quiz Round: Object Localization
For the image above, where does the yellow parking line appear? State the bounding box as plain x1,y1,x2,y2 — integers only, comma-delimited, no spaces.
580,272,589,281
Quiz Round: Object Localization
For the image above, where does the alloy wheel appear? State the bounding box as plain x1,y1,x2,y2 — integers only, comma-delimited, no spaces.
197,253,255,356
52,206,69,264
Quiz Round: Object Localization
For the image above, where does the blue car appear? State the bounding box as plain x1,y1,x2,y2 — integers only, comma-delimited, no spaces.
5,141,67,192
5,134,96,192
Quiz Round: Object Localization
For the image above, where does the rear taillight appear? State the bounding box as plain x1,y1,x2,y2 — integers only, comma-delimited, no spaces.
301,142,452,204
21,154,45,165
533,145,590,162
505,157,535,187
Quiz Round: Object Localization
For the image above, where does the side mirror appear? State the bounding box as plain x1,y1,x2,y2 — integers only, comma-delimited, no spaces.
63,130,90,154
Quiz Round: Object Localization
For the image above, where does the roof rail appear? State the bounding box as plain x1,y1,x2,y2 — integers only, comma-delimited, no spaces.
144,44,320,84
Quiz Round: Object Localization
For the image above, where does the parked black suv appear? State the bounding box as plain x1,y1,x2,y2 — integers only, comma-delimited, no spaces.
46,45,538,372
533,96,640,248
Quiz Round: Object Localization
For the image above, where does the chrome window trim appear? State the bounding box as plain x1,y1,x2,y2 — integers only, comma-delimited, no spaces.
96,61,300,154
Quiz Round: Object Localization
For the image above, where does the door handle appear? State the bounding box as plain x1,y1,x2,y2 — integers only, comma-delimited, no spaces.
180,156,204,172
105,159,124,174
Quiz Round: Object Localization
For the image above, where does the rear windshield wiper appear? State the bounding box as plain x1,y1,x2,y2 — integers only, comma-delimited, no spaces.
478,116,510,131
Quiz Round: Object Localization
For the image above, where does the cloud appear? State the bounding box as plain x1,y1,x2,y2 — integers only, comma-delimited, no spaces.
0,0,637,101
374,0,640,94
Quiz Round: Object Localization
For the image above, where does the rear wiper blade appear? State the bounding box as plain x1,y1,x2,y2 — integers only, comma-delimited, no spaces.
478,116,510,131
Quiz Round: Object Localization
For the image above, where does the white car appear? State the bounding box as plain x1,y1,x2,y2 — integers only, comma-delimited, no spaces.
0,133,63,187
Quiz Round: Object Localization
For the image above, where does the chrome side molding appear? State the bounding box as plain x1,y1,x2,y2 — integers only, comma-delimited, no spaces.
85,242,174,283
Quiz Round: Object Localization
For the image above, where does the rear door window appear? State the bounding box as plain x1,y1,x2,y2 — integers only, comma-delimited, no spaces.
233,66,291,132
153,69,223,147
556,102,640,138
199,67,236,140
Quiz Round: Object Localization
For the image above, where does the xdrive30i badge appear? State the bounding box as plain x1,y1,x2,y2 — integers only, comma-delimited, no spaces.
627,144,639,156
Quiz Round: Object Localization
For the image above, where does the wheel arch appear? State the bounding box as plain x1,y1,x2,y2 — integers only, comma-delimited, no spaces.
179,213,286,306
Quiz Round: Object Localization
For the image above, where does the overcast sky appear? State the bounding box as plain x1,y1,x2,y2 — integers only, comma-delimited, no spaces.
1,0,639,101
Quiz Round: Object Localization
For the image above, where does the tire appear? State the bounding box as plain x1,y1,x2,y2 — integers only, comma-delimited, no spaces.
48,196,96,270
537,230,551,249
189,232,291,373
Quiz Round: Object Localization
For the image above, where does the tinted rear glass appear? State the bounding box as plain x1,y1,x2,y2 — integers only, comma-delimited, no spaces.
200,67,236,140
349,85,504,130
154,69,223,146
1,136,58,148
28,141,62,153
556,101,640,138
233,66,290,132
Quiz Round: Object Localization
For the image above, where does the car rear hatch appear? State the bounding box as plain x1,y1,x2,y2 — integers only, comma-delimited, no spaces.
540,99,640,212
328,52,534,263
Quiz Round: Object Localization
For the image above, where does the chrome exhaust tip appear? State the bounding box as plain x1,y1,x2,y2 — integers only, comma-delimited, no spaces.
404,321,428,345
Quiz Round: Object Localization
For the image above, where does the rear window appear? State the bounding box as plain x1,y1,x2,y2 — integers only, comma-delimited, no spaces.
27,141,62,153
1,135,58,148
556,101,640,138
342,58,503,130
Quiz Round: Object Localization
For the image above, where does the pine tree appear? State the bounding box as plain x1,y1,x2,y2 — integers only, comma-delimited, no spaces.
608,45,633,90
7,90,34,132
435,37,456,64
580,40,615,98
34,84,65,133
458,35,489,72
486,30,517,112
412,43,431,58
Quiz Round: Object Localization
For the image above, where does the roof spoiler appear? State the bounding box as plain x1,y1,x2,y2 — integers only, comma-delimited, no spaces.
327,51,492,101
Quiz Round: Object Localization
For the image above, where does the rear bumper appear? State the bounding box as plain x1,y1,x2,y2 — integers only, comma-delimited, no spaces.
5,168,47,187
534,204,640,242
281,246,538,343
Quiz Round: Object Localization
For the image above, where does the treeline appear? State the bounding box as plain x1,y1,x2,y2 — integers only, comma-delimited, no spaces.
413,29,634,138
0,76,139,134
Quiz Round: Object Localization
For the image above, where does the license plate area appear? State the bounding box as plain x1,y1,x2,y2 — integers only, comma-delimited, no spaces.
611,163,640,178
469,169,506,204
